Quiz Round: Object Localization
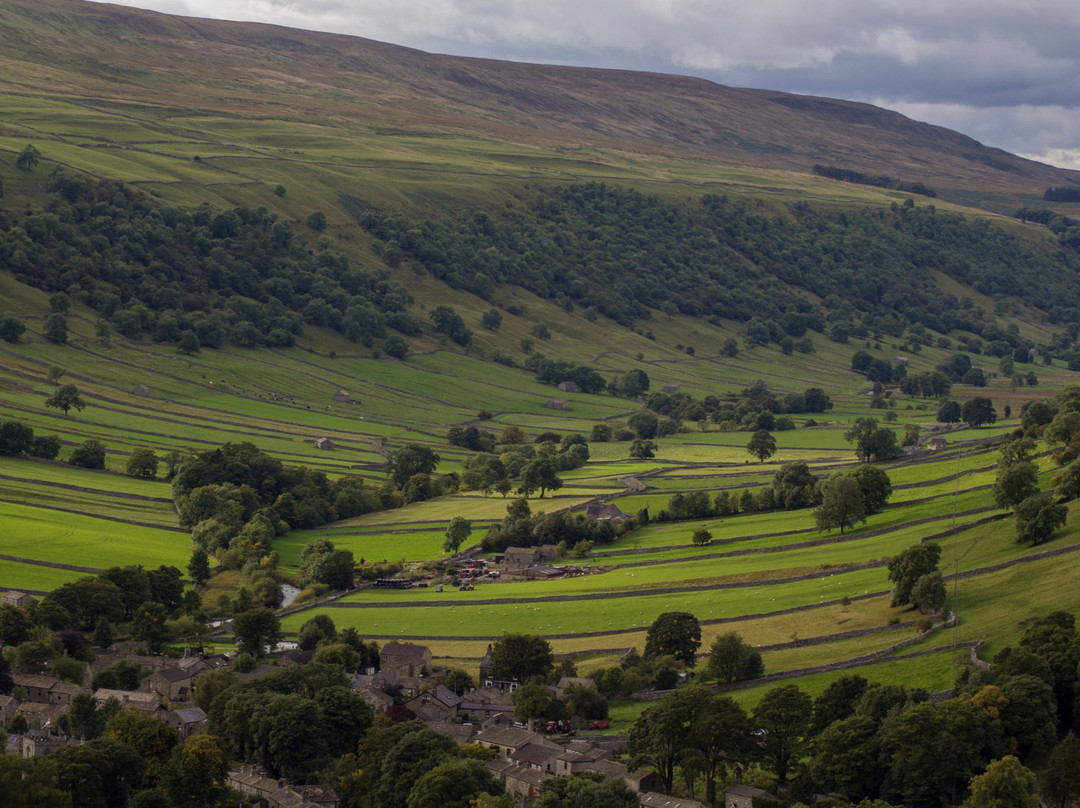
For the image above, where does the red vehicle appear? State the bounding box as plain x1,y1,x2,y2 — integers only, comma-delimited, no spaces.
588,720,610,730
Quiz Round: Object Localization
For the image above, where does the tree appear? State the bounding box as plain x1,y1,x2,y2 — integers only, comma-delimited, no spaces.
42,313,68,344
1014,491,1068,545
388,444,441,487
407,758,504,808
16,143,41,170
644,611,701,667
533,771,637,808
887,543,942,606
0,313,26,343
628,412,659,439
811,674,869,735
233,608,282,657
962,397,997,428
511,681,566,723
187,547,211,586
691,528,712,546
747,429,777,462
706,631,764,683
910,571,947,613
810,714,880,802
753,684,813,784
68,439,106,469
518,458,562,498
384,334,409,358
306,210,327,231
481,309,503,331
0,754,71,807
993,461,1039,510
45,384,85,416
1041,732,1080,808
46,365,64,384
94,319,111,346
162,734,230,807
850,465,893,513
125,447,159,478
488,634,554,683
814,474,866,534
177,329,200,355
961,755,1038,808
0,420,34,456
443,516,472,554
104,707,178,773
92,617,114,649
629,439,656,459
131,601,170,654
628,692,698,795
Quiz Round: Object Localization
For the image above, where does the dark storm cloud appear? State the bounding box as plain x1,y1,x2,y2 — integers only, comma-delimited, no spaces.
92,0,1080,166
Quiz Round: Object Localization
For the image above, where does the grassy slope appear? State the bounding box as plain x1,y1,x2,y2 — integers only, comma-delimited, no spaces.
0,0,1078,731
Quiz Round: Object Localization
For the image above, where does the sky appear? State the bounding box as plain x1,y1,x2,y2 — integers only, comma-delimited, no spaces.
95,0,1080,169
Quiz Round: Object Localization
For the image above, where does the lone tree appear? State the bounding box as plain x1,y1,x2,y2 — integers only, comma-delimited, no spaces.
962,396,997,428
706,631,764,683
0,313,26,343
629,439,656,459
443,516,472,554
387,444,440,488
125,447,159,478
1014,491,1068,545
993,461,1040,510
691,528,712,546
747,429,777,463
16,143,41,171
488,633,554,683
42,313,68,344
644,611,702,667
887,542,943,606
45,384,85,416
814,474,866,534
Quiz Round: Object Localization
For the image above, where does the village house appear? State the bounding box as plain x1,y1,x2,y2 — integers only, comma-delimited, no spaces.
586,502,631,521
0,694,17,727
556,381,581,394
405,684,461,724
455,685,514,722
379,642,432,677
641,793,707,808
553,676,597,699
2,590,34,608
333,390,352,403
93,688,163,713
165,706,208,739
228,764,340,808
475,725,560,761
148,666,196,701
725,784,778,808
543,397,566,410
314,437,336,450
11,674,81,707
132,384,151,396
15,702,64,732
661,383,679,394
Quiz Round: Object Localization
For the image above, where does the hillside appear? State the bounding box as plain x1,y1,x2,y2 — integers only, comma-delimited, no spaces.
2,0,1080,769
0,0,1079,214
